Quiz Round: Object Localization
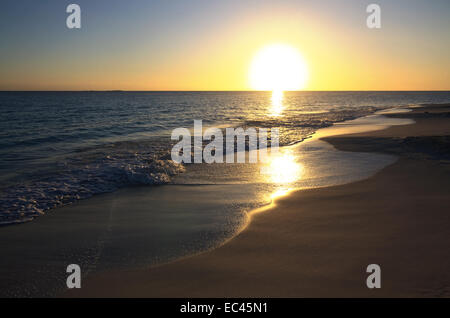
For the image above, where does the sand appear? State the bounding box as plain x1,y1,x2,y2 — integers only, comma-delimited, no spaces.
62,104,450,298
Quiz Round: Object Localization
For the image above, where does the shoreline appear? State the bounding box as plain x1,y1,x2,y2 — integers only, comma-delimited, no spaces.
65,103,450,297
0,101,393,228
0,103,414,297
0,101,431,228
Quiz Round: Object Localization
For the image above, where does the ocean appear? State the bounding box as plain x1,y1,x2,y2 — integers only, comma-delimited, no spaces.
1,91,449,225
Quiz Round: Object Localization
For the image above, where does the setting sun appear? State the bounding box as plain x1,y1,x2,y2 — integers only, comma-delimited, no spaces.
249,44,309,91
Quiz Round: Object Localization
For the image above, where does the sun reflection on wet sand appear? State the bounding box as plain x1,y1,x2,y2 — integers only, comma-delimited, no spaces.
270,188,292,199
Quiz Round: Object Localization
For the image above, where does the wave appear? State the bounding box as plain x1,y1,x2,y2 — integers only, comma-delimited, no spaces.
0,148,184,225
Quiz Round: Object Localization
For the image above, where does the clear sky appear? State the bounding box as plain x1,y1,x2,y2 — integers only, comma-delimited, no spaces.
1,0,449,90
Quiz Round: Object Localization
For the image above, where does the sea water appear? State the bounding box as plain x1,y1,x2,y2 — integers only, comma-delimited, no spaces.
1,91,449,224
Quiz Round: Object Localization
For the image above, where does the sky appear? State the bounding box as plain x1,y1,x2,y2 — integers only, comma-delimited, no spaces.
0,0,449,91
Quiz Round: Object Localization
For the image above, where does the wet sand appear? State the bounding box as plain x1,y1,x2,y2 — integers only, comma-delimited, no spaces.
66,104,450,297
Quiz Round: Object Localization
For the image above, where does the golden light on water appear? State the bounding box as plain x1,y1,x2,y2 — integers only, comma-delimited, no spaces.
270,90,284,116
250,44,307,199
261,150,303,200
263,151,303,184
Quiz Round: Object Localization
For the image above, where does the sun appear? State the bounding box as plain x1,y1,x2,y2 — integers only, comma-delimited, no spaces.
249,44,308,91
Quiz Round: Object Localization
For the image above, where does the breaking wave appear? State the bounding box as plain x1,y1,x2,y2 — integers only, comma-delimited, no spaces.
0,144,184,225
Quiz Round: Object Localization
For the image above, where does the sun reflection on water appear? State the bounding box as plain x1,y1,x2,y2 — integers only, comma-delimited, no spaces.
266,152,302,184
261,148,303,200
269,90,284,116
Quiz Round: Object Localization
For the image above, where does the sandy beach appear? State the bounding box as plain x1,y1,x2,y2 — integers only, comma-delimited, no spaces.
64,104,450,298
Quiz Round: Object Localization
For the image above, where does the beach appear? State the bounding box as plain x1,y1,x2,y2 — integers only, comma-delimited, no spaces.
64,103,450,298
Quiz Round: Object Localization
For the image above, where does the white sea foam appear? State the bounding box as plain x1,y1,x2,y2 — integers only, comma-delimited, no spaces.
0,153,184,225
